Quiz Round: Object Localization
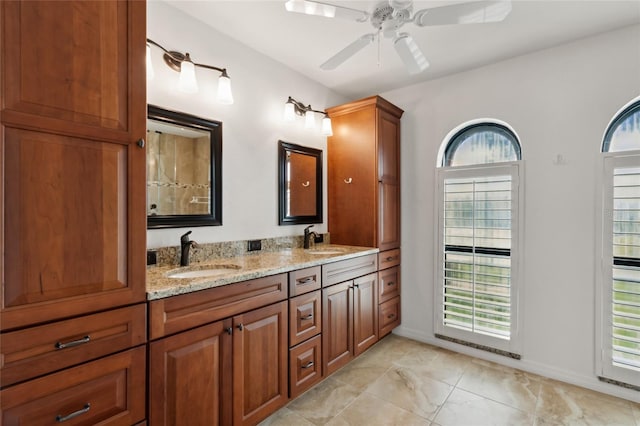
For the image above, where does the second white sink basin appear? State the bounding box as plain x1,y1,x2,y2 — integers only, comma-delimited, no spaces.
305,248,345,255
166,264,241,279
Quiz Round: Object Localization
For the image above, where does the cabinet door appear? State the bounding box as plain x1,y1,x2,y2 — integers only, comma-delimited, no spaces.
377,108,401,250
1,0,147,330
149,320,232,426
233,301,288,426
322,281,354,376
2,0,146,140
353,273,379,356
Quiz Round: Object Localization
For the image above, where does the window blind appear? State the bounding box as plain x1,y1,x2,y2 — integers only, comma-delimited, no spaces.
611,166,640,371
443,175,512,340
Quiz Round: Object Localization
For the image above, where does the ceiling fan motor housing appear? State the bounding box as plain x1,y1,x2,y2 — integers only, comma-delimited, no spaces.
371,1,411,37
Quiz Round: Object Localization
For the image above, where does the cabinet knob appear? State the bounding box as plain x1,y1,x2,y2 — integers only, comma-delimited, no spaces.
55,335,90,350
225,327,233,335
136,138,145,148
237,323,244,331
55,403,90,423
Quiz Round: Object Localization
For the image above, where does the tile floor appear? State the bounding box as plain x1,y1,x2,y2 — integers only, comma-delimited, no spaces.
260,335,640,426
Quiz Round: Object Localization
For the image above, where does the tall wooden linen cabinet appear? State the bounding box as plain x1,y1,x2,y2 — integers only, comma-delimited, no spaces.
326,95,403,338
0,1,148,424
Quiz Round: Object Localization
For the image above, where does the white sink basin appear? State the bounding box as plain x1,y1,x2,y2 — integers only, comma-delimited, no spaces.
305,248,345,255
166,264,241,279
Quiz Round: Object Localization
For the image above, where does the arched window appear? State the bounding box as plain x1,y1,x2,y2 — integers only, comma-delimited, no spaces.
602,101,640,153
598,99,640,387
442,123,521,167
436,121,522,356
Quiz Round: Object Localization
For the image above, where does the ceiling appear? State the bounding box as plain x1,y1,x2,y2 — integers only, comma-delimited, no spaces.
166,0,640,99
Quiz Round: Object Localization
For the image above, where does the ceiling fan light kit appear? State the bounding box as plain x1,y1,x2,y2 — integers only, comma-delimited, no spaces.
285,0,512,74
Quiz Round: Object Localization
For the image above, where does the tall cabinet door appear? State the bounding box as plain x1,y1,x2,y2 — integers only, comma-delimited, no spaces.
353,273,379,356
322,281,354,375
149,320,233,426
233,301,289,426
1,0,147,330
377,108,401,251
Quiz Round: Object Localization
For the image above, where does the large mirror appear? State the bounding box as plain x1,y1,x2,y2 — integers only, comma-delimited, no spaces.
278,141,322,225
147,105,222,228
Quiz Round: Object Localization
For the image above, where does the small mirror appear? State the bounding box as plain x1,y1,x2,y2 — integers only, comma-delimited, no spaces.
147,105,222,228
278,141,322,225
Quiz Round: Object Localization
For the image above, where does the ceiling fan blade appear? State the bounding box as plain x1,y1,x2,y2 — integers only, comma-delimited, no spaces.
413,0,512,27
320,34,375,70
285,0,368,22
393,33,429,75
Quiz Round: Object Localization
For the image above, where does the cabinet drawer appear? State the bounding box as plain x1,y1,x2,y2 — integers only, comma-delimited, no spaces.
379,296,401,337
289,266,322,296
378,249,400,270
1,346,146,426
378,266,401,303
149,274,287,339
1,304,146,387
289,290,322,347
289,335,322,399
322,254,377,287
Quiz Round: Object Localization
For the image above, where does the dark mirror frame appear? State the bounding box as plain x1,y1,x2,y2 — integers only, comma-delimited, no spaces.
278,140,323,225
147,105,223,229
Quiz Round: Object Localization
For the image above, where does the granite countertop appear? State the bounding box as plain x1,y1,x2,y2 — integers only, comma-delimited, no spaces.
146,244,379,300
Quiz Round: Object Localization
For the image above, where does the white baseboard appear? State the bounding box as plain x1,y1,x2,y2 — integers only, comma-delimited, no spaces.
393,325,639,403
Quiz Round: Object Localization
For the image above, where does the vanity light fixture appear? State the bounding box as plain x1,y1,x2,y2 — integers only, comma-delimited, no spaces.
284,96,333,136
146,38,234,105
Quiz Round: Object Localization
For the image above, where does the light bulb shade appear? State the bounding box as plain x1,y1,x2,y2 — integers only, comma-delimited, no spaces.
217,74,234,105
284,102,296,122
321,116,333,136
304,110,315,129
146,43,154,81
178,58,198,93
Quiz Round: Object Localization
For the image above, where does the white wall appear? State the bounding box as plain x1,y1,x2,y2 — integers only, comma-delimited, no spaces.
382,24,640,401
146,1,347,248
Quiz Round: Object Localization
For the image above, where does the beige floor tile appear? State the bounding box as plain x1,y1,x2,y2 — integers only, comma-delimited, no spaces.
331,353,390,392
325,392,431,426
633,403,640,425
365,364,453,420
394,348,472,386
536,380,637,425
258,407,315,426
456,361,541,413
434,388,534,426
287,377,360,425
357,334,433,369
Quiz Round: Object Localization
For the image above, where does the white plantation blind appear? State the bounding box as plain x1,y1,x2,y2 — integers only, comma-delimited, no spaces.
443,175,512,339
611,166,640,372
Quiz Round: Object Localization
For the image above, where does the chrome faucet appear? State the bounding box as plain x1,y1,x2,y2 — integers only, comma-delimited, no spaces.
303,225,317,249
180,231,197,266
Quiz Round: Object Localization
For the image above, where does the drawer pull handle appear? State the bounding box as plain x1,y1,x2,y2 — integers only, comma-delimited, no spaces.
387,314,395,319
386,256,395,261
298,277,314,284
344,178,352,184
300,313,313,320
302,361,314,369
237,323,244,331
56,403,90,422
387,282,395,286
55,335,90,350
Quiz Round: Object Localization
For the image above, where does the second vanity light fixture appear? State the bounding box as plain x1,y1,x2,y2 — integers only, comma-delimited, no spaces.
147,38,234,105
284,96,333,136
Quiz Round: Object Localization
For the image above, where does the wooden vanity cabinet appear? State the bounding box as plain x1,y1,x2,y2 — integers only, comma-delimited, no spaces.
322,255,379,376
148,275,289,426
0,1,148,423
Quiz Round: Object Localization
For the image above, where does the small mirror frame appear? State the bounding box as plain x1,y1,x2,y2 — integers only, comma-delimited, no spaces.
147,105,223,229
278,141,323,225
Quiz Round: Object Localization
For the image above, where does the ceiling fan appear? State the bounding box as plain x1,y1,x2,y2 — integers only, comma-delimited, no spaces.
284,0,512,74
